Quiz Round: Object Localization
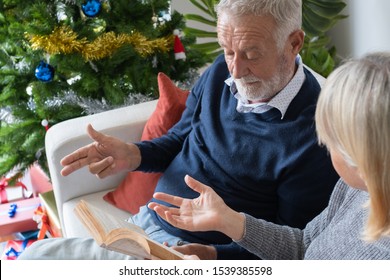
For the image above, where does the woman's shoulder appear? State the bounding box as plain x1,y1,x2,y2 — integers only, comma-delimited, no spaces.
327,178,369,215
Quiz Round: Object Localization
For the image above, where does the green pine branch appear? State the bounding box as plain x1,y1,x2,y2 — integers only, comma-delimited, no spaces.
0,0,208,178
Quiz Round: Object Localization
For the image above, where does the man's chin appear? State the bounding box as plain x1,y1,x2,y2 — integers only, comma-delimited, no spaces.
241,89,268,101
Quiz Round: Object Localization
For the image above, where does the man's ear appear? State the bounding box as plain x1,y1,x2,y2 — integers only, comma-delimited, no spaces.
289,29,305,55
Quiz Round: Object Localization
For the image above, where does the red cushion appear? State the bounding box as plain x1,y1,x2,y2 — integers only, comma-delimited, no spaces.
103,73,189,214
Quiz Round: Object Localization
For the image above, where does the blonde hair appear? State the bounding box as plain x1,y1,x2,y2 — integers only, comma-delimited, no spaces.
315,52,390,241
215,0,302,50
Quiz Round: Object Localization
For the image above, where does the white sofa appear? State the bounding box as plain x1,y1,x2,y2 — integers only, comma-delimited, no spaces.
45,99,158,237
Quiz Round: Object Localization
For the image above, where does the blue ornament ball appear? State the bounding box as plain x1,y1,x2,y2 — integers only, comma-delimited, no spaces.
82,0,102,17
35,61,55,82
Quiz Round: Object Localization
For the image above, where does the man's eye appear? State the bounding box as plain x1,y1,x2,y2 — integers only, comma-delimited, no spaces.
247,53,260,60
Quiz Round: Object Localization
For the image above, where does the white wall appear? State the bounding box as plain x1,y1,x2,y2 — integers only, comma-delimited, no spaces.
329,0,390,59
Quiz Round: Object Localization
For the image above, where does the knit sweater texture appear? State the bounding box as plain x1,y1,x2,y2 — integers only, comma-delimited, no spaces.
136,55,339,258
238,179,390,259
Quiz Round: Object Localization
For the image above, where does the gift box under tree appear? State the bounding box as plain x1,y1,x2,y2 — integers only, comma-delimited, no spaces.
1,164,52,205
0,197,41,236
1,239,37,260
37,190,62,238
0,178,32,204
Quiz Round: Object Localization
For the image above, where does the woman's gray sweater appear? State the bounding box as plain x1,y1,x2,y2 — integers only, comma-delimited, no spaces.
237,179,390,259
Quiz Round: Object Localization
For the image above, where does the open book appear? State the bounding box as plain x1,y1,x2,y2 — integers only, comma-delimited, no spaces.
74,200,184,260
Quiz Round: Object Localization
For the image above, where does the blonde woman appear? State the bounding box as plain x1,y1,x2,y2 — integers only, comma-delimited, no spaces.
149,52,390,259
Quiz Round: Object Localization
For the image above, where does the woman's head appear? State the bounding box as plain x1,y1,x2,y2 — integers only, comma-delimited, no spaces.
316,52,390,241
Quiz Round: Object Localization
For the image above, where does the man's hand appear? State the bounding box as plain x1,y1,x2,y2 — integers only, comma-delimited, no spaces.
60,124,141,178
148,175,246,240
172,243,217,260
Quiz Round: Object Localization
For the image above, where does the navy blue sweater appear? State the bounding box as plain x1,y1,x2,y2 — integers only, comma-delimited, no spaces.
136,55,339,259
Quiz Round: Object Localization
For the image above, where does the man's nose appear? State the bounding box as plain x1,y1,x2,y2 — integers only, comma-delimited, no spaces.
231,56,249,79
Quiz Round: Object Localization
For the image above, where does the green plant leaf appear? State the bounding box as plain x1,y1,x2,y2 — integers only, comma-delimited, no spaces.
199,0,218,18
185,14,217,26
307,34,331,44
303,6,336,35
184,27,218,38
190,41,220,52
189,0,217,18
305,0,346,17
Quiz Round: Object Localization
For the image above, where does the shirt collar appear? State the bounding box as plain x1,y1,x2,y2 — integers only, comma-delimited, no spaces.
225,55,305,119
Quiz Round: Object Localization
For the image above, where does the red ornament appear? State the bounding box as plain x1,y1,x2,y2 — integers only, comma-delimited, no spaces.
173,30,186,60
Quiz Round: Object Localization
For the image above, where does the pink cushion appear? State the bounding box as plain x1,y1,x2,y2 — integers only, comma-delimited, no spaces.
103,73,189,214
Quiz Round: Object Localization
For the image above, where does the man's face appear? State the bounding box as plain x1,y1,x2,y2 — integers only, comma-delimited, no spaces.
217,13,298,102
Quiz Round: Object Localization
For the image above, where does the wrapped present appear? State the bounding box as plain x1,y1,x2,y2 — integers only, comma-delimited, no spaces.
14,230,40,240
0,177,32,204
1,239,37,260
29,164,53,196
33,205,53,239
1,164,52,203
0,197,41,236
35,191,62,238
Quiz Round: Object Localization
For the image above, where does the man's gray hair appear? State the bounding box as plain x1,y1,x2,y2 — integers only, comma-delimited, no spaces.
215,0,302,47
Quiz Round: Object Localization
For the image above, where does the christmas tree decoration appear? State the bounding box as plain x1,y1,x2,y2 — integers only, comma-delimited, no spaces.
154,10,172,27
159,10,172,23
41,119,50,131
28,26,172,61
152,14,159,25
81,31,172,60
173,30,186,60
81,0,102,18
28,26,87,55
26,85,33,96
0,1,208,179
152,55,158,68
34,61,55,82
0,108,14,124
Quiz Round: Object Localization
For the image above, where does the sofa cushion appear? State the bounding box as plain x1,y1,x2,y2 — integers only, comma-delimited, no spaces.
103,72,189,214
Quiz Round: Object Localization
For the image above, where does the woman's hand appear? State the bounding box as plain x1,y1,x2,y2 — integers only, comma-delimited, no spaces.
148,175,246,240
60,124,141,178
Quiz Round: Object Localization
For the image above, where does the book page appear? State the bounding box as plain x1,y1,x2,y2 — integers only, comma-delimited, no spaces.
79,200,147,235
103,228,151,259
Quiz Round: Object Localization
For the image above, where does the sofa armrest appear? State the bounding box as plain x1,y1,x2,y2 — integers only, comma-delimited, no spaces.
45,100,158,229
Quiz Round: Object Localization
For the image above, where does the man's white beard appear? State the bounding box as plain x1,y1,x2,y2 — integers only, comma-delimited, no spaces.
234,58,290,102
235,75,282,101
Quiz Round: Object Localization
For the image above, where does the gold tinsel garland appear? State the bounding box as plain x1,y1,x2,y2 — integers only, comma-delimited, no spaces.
28,26,173,61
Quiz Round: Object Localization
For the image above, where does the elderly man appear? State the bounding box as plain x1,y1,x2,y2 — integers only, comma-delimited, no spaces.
20,0,338,260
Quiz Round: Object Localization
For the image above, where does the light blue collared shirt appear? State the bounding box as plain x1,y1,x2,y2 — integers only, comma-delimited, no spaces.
225,55,305,119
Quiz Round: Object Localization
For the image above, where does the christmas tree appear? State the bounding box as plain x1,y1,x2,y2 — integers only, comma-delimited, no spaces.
0,0,207,179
